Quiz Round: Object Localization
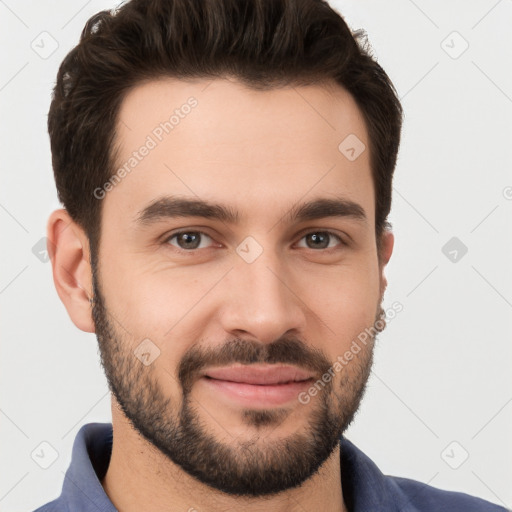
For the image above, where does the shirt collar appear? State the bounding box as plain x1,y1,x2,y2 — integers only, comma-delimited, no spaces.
59,422,419,512
61,422,116,512
339,435,419,511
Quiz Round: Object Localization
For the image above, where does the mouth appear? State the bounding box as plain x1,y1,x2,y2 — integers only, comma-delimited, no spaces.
199,364,315,407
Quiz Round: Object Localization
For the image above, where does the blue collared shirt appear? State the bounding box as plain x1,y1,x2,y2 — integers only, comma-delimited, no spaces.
33,422,507,511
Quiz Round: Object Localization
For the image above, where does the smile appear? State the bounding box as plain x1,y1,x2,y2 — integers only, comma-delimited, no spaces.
199,364,315,407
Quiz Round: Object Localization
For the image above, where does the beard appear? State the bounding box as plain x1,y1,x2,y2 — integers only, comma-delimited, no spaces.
91,267,383,497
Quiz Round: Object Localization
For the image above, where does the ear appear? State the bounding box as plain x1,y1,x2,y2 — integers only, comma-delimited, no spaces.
47,209,95,333
378,229,394,297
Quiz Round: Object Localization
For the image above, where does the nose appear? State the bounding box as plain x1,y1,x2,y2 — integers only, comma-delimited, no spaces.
217,243,307,344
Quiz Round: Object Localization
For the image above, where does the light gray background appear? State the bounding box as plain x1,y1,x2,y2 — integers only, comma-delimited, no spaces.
1,1,511,511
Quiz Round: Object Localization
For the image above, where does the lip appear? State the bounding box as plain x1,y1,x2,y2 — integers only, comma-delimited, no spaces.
199,365,315,407
203,364,314,385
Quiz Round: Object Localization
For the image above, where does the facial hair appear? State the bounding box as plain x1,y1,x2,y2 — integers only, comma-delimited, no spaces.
91,268,383,497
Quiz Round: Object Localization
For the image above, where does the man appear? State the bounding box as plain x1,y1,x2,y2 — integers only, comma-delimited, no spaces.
35,0,506,510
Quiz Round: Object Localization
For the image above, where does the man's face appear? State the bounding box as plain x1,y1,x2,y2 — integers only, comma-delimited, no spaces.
91,77,391,496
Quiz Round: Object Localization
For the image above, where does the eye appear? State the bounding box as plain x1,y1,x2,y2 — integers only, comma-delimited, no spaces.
165,230,214,251
163,229,346,254
296,231,345,250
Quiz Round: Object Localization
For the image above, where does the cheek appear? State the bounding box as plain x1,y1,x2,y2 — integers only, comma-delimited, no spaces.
101,250,179,323
102,272,194,385
303,262,380,328
101,259,215,361
300,270,380,372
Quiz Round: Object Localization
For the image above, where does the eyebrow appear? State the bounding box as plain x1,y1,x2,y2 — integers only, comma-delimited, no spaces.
135,195,368,227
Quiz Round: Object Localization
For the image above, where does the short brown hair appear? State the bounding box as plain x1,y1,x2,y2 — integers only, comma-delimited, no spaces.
48,0,403,262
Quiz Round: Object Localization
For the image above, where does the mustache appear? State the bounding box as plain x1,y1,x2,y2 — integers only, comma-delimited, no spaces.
178,337,332,393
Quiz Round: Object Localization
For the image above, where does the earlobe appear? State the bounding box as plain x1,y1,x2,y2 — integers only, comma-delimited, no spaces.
379,230,394,296
47,209,96,333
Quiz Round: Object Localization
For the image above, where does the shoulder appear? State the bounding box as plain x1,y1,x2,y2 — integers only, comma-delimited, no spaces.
30,498,66,512
339,436,508,512
389,475,509,512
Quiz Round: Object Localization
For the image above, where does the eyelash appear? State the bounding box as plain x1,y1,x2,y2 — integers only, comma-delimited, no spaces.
163,229,346,254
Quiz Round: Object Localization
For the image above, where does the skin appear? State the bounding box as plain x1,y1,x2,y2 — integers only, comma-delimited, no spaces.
47,76,394,512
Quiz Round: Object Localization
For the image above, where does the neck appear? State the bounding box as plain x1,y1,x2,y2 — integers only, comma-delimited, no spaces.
101,404,346,512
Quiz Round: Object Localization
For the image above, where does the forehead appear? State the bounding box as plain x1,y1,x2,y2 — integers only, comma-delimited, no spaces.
105,77,374,230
